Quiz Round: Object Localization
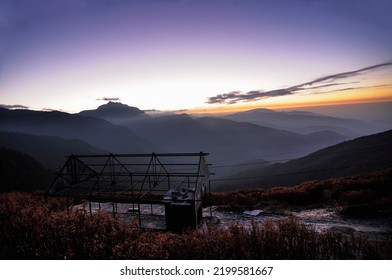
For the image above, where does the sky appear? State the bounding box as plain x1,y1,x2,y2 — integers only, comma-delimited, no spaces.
0,0,391,113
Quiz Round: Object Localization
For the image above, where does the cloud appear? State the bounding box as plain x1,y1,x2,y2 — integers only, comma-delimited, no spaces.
297,62,392,87
96,97,121,101
206,91,241,104
321,83,392,94
206,62,392,104
0,104,29,109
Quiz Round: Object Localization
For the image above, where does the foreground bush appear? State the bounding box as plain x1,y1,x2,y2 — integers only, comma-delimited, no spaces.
1,192,391,259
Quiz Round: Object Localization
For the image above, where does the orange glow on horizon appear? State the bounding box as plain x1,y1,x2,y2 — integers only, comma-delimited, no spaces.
187,87,392,115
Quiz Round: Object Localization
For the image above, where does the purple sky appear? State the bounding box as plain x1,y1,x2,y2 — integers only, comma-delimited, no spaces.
0,0,391,113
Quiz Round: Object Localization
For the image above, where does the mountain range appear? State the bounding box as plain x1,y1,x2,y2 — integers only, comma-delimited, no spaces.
214,129,392,191
0,101,390,191
78,102,350,169
0,107,156,154
0,131,107,168
222,108,388,138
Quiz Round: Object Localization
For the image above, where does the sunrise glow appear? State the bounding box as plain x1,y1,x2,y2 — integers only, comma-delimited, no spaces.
0,0,391,114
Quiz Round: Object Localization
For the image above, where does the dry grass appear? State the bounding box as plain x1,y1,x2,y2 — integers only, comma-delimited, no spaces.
207,169,392,217
1,192,391,260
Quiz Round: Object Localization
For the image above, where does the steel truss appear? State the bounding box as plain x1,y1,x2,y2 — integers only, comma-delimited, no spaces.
46,152,211,231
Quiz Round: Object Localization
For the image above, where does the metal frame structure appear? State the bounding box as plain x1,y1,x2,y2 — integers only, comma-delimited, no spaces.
45,152,211,232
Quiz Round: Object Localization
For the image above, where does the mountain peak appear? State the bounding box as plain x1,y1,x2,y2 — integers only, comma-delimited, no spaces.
97,102,144,113
99,101,123,107
79,102,145,119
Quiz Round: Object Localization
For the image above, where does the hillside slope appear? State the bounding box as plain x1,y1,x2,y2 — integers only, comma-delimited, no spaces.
77,102,348,166
0,108,156,153
215,130,392,191
0,131,107,169
0,148,49,192
223,108,385,137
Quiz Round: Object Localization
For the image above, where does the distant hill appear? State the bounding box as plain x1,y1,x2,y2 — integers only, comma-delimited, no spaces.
0,107,157,154
222,108,384,138
123,113,348,171
0,131,107,169
0,105,349,176
79,102,148,124
215,130,392,191
76,103,349,174
0,148,49,192
287,101,392,122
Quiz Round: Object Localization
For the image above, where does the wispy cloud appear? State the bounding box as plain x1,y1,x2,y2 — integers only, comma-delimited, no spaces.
0,104,29,109
206,62,392,104
96,97,121,102
297,62,392,87
321,84,392,94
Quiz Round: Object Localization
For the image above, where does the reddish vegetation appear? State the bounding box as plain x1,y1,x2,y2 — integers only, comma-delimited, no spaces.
208,169,392,217
1,188,391,260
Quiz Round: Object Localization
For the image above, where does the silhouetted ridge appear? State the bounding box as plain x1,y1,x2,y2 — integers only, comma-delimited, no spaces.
0,131,107,168
0,107,156,153
223,107,385,137
0,148,48,192
79,101,145,119
216,130,392,191
0,106,349,175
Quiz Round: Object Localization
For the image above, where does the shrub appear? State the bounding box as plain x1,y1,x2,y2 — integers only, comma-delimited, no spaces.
208,169,392,217
1,192,391,259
